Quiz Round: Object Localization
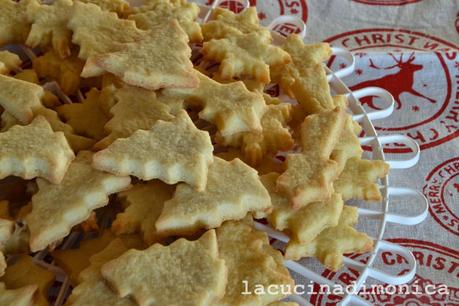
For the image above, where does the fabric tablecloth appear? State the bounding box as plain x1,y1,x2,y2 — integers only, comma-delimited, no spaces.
199,0,459,304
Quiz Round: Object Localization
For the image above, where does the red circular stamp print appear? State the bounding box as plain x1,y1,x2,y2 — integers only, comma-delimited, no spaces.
423,157,459,236
310,239,459,305
326,29,459,153
352,0,422,5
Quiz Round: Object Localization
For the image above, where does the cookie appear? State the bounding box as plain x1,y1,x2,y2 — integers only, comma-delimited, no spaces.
285,205,374,271
156,157,271,236
0,0,30,46
0,51,21,75
0,116,74,184
26,0,73,58
56,88,109,140
335,157,389,201
202,32,291,84
0,255,55,306
100,230,227,306
94,85,179,149
164,71,266,138
202,7,270,41
26,151,131,252
0,282,37,306
93,110,213,191
84,20,198,90
129,0,202,42
112,181,174,245
65,239,134,306
216,220,294,306
0,74,44,124
276,107,345,208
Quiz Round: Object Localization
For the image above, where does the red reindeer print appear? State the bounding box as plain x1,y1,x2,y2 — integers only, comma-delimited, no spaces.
351,53,436,110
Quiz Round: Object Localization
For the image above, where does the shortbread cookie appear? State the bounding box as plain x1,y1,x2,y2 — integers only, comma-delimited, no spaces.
272,35,332,95
52,231,117,284
1,255,55,306
132,0,196,14
202,32,291,84
65,239,134,306
202,7,271,40
216,221,294,306
34,108,96,152
272,34,333,114
0,116,74,184
0,75,44,124
276,107,345,208
331,114,363,172
68,1,144,60
216,94,293,166
332,94,349,109
0,51,21,75
57,88,109,140
101,230,227,306
156,157,271,236
112,181,174,245
262,173,343,244
285,205,374,271
33,51,84,95
256,156,286,175
80,0,130,16
0,0,30,46
298,107,347,159
0,282,37,306
93,111,213,191
26,0,73,58
276,150,338,209
164,71,266,137
335,157,389,201
95,85,177,149
216,149,285,176
26,151,131,252
129,0,202,42
12,70,61,109
84,20,198,90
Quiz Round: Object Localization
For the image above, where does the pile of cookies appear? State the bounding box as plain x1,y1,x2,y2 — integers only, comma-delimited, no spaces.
0,0,390,305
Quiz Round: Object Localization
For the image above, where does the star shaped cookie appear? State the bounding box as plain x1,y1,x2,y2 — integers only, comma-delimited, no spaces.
164,71,266,138
203,32,291,84
276,107,345,208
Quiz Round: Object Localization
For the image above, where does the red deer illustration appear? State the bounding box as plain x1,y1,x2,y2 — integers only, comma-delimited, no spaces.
350,52,436,110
